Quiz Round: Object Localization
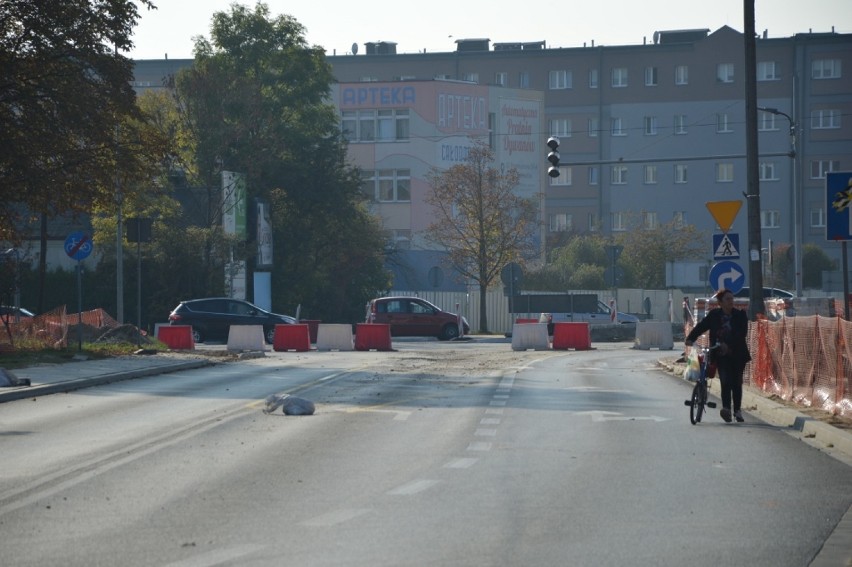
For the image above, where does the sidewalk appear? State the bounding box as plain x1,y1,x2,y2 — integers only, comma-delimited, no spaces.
0,354,213,403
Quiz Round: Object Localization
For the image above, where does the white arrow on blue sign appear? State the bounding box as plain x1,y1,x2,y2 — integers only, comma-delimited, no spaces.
709,260,745,293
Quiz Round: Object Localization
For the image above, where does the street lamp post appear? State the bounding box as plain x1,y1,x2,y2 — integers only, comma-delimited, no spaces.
758,106,801,296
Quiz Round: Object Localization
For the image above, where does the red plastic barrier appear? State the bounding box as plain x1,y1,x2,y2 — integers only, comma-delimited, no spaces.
515,318,539,324
273,324,311,352
157,325,195,350
354,323,393,351
301,320,321,343
552,322,591,350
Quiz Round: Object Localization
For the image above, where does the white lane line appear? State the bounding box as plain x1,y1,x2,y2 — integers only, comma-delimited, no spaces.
485,408,504,415
480,417,501,425
444,458,478,469
467,441,492,451
475,428,497,436
388,479,441,496
493,394,510,399
489,400,507,406
302,508,371,527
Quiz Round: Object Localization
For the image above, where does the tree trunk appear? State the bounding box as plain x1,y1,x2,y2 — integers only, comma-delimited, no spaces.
37,213,47,314
478,284,488,333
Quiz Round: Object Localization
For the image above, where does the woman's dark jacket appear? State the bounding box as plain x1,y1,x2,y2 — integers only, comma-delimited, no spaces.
686,308,752,367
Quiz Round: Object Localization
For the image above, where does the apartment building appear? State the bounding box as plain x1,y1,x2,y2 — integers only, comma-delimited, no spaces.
132,25,852,290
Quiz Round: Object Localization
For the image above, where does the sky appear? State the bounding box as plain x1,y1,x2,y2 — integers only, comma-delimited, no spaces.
128,0,852,60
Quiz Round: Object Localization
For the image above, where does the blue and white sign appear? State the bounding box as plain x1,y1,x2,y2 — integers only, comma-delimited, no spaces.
64,231,93,261
709,260,745,294
826,171,852,241
713,233,740,260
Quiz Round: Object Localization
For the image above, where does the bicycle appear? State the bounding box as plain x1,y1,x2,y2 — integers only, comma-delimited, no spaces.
683,343,719,424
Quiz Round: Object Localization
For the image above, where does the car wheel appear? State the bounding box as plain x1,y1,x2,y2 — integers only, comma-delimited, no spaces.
191,328,204,343
265,327,276,344
440,323,459,341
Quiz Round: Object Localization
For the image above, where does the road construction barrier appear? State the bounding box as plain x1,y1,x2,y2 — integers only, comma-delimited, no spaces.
273,324,311,352
552,322,592,350
354,323,393,351
633,321,674,350
515,318,539,324
227,325,265,351
316,324,354,351
301,320,321,343
511,323,550,351
157,325,194,350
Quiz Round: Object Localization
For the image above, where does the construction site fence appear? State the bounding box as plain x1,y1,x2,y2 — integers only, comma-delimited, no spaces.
686,315,852,418
0,306,119,350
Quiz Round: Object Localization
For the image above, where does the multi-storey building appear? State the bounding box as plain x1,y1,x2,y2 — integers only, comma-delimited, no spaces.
132,25,852,291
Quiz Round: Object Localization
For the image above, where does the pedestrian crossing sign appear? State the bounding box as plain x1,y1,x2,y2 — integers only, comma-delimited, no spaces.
713,233,740,259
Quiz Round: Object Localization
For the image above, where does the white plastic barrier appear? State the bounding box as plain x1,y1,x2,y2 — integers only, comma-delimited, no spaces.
227,325,266,351
633,321,674,350
315,323,354,351
511,323,550,351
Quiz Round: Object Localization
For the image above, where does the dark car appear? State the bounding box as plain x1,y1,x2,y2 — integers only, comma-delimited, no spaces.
168,298,295,343
366,296,469,340
734,287,795,299
0,306,35,320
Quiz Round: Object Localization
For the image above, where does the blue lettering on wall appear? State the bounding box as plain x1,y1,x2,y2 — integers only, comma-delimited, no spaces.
342,86,416,106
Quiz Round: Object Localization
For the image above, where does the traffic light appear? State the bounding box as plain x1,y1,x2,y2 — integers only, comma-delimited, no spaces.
546,136,560,178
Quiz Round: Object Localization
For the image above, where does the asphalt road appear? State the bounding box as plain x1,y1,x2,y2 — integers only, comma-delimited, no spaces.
0,342,849,566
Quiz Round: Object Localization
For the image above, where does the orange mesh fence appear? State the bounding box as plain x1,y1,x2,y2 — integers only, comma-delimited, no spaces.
0,306,119,351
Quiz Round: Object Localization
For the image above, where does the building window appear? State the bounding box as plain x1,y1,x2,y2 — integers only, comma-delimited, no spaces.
811,109,841,129
759,113,778,131
589,68,599,88
673,211,688,229
717,63,735,83
812,59,841,79
675,65,688,85
759,162,778,181
757,61,780,81
550,118,572,138
644,116,658,136
550,167,572,186
761,210,781,229
611,212,626,231
645,66,658,86
811,160,839,179
716,163,734,183
674,164,688,184
644,165,658,184
549,213,572,232
519,71,530,89
611,117,626,136
588,166,599,185
588,213,600,231
611,165,628,185
588,117,599,137
494,72,507,86
717,113,733,133
461,72,479,83
611,67,628,87
369,169,411,202
549,70,572,89
674,114,688,134
643,211,658,230
434,73,451,80
343,109,409,143
359,76,378,82
810,207,826,228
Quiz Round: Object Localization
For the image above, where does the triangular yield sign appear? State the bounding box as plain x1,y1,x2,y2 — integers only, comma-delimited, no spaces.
705,201,742,233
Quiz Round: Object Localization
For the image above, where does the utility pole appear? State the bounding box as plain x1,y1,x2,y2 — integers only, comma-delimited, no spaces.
744,0,765,320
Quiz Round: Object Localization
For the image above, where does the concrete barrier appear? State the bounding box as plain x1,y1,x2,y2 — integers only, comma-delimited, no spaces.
552,322,592,350
227,325,266,351
354,323,393,351
511,323,550,351
633,321,674,350
316,324,354,351
273,324,311,352
157,325,194,350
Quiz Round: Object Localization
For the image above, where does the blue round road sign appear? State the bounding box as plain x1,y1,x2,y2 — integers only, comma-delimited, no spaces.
709,260,745,294
64,231,93,261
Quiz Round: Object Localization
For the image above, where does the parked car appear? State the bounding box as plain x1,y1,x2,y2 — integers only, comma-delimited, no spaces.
168,298,295,343
0,306,35,320
366,296,469,340
734,287,795,299
539,300,639,334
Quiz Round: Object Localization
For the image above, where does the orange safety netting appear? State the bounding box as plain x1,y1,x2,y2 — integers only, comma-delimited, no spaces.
0,306,119,350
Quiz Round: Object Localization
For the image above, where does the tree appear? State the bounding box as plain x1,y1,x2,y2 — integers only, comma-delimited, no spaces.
0,0,155,243
169,2,389,321
524,234,608,290
425,142,539,332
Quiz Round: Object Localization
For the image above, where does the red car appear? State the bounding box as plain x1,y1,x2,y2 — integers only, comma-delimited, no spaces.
366,297,469,340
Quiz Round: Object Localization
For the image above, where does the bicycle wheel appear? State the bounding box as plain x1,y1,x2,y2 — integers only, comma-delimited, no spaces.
689,381,704,425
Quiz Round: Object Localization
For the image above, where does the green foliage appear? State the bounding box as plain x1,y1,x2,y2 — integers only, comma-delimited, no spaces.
803,244,836,288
